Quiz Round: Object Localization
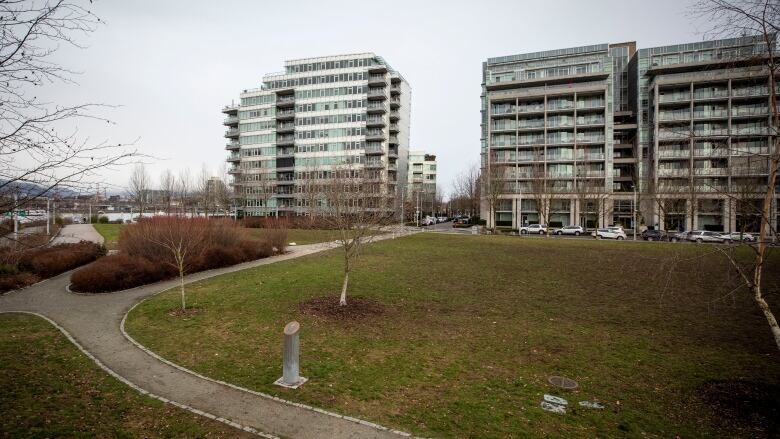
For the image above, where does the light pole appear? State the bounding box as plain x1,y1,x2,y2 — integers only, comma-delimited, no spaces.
632,184,637,241
46,197,50,235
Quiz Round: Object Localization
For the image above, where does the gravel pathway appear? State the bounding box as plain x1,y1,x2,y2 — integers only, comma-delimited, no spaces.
0,231,417,438
51,224,105,245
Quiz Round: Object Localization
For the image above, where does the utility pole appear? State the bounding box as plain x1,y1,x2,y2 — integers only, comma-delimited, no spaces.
12,193,18,241
89,204,92,224
46,197,50,235
632,185,637,241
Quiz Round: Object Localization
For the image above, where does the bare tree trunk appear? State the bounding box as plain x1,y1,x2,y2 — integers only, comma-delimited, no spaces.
179,262,186,310
754,285,780,351
340,270,349,306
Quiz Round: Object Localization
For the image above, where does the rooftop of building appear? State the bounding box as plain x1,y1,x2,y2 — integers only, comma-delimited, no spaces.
486,43,610,66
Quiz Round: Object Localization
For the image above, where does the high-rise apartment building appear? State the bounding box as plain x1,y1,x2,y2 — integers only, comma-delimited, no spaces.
407,151,437,215
482,36,778,233
224,53,411,217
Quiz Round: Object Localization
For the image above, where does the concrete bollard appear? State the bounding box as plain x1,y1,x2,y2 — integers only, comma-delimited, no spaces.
274,321,307,388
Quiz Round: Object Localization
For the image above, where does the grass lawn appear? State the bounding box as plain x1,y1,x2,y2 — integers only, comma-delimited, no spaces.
246,228,381,245
127,234,780,438
0,313,251,438
92,223,124,250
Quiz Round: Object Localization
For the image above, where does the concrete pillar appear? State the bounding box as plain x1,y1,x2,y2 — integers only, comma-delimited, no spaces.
569,197,576,226
512,198,518,230
686,199,694,231
274,321,307,388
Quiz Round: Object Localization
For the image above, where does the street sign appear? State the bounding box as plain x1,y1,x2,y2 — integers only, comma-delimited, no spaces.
2,210,26,218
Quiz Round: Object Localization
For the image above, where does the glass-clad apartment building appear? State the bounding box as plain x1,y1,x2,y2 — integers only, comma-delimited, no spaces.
407,151,437,216
638,36,777,232
481,42,638,229
482,35,778,233
224,53,411,217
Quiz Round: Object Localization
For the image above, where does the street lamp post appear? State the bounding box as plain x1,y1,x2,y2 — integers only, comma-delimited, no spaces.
632,185,637,241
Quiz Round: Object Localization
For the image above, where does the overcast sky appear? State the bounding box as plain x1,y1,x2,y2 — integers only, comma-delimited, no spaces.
48,0,706,195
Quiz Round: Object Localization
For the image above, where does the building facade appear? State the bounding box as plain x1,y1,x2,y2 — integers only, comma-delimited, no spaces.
224,53,411,217
482,36,778,233
407,151,437,216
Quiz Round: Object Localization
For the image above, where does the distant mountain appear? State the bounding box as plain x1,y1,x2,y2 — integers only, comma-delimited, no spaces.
0,180,80,198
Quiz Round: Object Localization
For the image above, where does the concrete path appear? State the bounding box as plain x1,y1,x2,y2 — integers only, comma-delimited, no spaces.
51,224,104,245
0,230,417,439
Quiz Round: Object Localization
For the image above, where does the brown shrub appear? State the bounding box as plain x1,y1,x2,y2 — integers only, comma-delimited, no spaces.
0,272,40,292
120,217,247,269
196,245,244,271
70,254,174,293
17,242,105,278
262,229,288,253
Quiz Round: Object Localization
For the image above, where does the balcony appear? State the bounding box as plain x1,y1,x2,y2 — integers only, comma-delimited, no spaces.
547,101,575,112
693,90,729,100
576,117,605,126
579,170,606,177
276,109,295,120
225,128,239,138
657,168,690,177
388,123,399,132
387,162,397,172
364,160,384,169
658,112,690,122
223,115,239,126
576,135,606,144
388,135,399,144
368,74,386,86
367,88,387,100
576,153,605,161
364,143,384,155
732,166,769,175
227,153,240,163
732,87,768,98
732,107,769,117
366,117,386,127
693,109,728,119
516,104,544,114
389,97,401,108
732,127,769,136
276,135,295,146
694,167,728,176
387,148,398,158
276,96,295,108
389,111,400,122
658,93,690,103
365,130,385,141
390,84,401,95
576,99,605,110
492,106,516,115
658,149,689,158
228,167,242,175
367,102,387,114
276,122,295,133
694,128,729,137
693,148,727,157
222,104,239,115
225,140,239,150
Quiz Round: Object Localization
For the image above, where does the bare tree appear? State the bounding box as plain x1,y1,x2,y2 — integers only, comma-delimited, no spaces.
144,217,208,311
453,163,481,218
176,168,193,215
159,169,175,215
319,165,393,306
128,163,150,216
196,164,213,218
483,163,506,230
0,1,138,217
692,0,780,351
528,149,556,236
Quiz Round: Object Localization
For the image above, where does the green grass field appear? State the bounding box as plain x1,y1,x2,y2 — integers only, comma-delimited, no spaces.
0,313,251,438
126,233,780,438
92,223,123,250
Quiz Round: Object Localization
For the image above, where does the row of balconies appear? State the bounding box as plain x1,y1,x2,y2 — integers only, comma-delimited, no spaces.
657,127,769,140
492,153,606,164
658,86,769,103
658,108,769,121
657,166,769,177
658,147,770,158
492,99,606,116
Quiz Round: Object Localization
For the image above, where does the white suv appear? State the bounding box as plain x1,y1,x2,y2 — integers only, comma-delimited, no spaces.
593,227,627,240
519,224,547,235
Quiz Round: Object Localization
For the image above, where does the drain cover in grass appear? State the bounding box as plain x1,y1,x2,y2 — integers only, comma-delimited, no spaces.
548,376,578,390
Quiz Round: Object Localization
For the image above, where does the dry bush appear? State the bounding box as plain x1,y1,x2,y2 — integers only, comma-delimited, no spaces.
70,254,174,293
0,272,39,292
17,242,105,278
262,229,288,253
196,245,244,271
241,216,336,230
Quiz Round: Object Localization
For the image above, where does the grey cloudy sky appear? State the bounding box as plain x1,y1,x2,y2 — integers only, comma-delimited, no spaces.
51,0,705,195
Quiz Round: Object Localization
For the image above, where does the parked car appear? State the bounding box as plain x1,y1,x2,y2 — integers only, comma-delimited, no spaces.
519,224,547,235
555,225,584,236
593,227,627,240
687,230,725,243
437,216,448,223
422,216,435,226
641,229,667,241
719,231,756,243
670,231,689,242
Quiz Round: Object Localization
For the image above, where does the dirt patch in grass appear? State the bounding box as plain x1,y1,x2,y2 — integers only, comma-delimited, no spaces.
699,380,780,438
167,307,202,317
299,296,386,321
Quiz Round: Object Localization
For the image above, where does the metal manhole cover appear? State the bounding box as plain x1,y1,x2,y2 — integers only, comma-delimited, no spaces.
548,376,578,390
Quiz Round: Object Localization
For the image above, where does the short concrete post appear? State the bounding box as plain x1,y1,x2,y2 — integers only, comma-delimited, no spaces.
274,321,307,388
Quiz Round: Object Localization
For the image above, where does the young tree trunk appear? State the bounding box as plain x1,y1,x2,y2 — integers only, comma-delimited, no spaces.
179,265,186,310
753,285,780,351
339,270,349,306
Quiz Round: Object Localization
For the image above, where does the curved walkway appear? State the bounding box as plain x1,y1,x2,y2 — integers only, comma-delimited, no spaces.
0,231,417,439
51,223,105,245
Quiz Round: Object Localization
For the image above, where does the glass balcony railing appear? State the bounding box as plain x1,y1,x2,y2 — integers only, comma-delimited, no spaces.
732,107,769,117
694,89,729,100
732,86,768,97
576,153,605,160
693,110,728,118
577,99,605,109
658,93,690,103
657,168,690,177
658,149,689,158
